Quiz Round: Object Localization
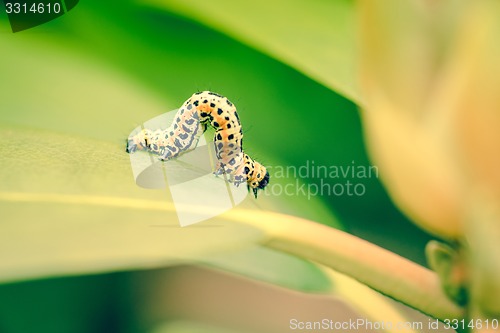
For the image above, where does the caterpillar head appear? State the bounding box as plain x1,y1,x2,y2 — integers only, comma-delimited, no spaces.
247,162,270,198
258,170,270,189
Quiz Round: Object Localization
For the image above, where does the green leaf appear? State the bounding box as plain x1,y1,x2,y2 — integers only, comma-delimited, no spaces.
203,246,332,293
0,128,243,280
0,126,334,294
143,0,361,103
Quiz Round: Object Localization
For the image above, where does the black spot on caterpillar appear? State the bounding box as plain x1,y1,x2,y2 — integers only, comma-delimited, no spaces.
126,91,269,197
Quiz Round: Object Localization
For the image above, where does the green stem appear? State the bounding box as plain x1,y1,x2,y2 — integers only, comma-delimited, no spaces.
235,210,465,321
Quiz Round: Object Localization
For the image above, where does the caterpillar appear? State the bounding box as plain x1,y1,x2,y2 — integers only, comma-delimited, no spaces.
126,91,270,198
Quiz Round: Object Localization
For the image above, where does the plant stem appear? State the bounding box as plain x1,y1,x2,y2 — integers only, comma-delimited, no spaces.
230,209,465,321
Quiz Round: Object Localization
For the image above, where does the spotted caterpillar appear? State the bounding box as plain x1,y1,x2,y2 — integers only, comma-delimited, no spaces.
126,91,270,197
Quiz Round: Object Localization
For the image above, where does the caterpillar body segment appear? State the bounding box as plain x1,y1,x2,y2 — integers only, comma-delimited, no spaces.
126,108,203,161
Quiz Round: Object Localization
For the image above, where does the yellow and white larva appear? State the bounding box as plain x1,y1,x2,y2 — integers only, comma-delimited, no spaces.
126,91,270,197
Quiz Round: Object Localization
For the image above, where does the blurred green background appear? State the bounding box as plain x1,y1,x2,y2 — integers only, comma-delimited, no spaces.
0,1,437,332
